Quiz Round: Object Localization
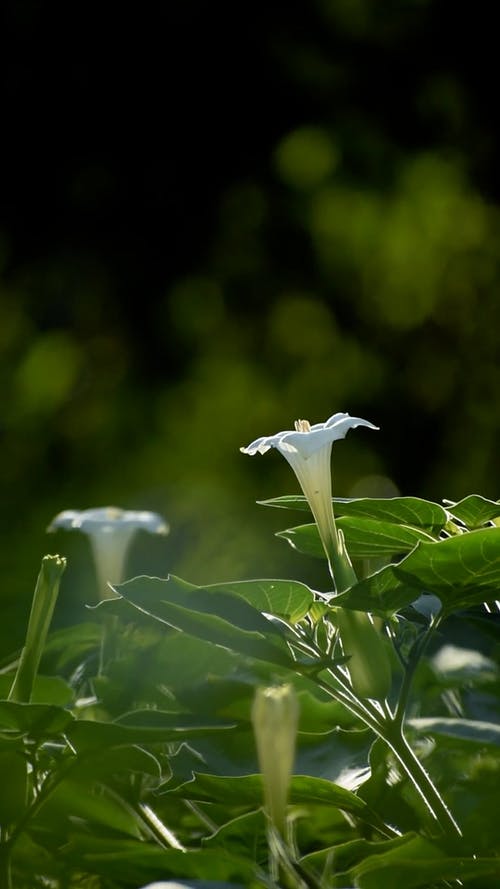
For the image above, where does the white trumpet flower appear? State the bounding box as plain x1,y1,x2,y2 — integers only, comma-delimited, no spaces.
48,507,169,600
241,412,377,589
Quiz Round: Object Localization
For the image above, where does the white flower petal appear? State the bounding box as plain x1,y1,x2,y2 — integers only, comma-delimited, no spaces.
48,507,169,536
241,411,378,577
47,506,169,600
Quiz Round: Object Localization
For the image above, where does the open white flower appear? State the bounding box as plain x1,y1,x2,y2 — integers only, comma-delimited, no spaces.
48,507,169,600
241,412,378,585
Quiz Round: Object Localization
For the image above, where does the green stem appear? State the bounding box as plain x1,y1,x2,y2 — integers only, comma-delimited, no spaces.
385,724,462,837
0,841,12,889
311,672,385,736
313,504,459,836
6,756,76,850
312,669,461,837
98,613,120,674
394,612,442,729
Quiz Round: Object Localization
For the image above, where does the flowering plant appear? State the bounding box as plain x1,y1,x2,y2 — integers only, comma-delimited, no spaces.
1,412,500,888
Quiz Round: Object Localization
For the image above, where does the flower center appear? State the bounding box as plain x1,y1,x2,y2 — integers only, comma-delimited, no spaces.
294,419,311,433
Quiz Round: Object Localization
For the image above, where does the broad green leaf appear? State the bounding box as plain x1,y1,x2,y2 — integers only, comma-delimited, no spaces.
62,836,260,884
337,528,500,616
161,723,372,787
300,833,415,872
201,809,268,861
409,717,500,748
66,713,236,753
0,700,74,736
203,579,314,622
111,576,295,667
445,494,500,528
333,567,420,617
38,777,144,839
70,743,162,782
260,495,448,534
166,772,369,818
277,518,435,560
347,833,500,888
42,621,102,669
0,674,74,706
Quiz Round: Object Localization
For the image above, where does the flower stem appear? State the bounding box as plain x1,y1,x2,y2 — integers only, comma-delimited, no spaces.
394,611,442,729
0,841,12,889
311,668,461,837
385,724,462,837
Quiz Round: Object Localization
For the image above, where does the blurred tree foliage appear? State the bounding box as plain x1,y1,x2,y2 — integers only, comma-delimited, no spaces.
1,0,500,654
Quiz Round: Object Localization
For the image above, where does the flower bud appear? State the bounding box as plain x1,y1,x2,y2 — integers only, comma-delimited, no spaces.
251,684,299,835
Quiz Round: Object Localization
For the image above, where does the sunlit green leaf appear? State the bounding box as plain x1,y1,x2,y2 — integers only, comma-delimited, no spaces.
203,578,314,622
337,528,500,616
300,833,415,872
277,518,435,560
445,494,500,529
347,832,500,888
111,576,295,667
165,771,369,818
260,495,448,534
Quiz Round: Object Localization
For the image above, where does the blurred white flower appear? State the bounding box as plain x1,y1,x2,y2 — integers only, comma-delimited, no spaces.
48,507,168,600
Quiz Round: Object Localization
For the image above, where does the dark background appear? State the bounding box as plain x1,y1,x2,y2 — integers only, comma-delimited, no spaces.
1,0,500,654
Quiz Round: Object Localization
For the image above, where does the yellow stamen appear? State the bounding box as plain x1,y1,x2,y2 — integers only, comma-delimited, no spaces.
294,419,311,433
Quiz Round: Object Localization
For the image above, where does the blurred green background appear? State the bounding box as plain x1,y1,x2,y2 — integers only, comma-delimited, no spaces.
1,1,500,655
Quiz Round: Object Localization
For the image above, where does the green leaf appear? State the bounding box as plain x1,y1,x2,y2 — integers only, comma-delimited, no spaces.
42,621,102,669
161,722,372,787
0,701,74,736
445,494,500,528
61,836,260,884
260,495,448,534
347,833,500,888
0,674,74,706
66,713,236,753
39,777,144,839
166,772,369,818
111,576,295,667
201,809,268,862
203,579,314,622
277,518,435,560
70,743,162,783
409,717,500,748
300,834,415,872
337,528,500,616
0,746,27,824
